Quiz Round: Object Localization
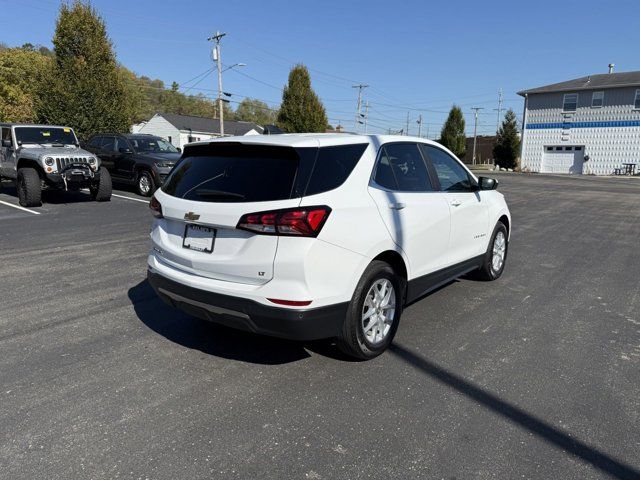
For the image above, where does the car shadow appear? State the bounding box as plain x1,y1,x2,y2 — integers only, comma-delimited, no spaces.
127,280,354,365
0,182,95,204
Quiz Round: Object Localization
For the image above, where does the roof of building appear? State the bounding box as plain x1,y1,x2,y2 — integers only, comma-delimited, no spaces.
517,71,640,96
158,113,264,135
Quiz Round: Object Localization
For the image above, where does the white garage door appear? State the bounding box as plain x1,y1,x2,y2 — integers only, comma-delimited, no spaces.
541,146,584,174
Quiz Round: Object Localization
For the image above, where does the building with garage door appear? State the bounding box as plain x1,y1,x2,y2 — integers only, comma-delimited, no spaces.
518,69,640,175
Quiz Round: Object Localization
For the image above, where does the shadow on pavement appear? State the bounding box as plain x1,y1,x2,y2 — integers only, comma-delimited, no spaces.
389,343,640,480
128,279,322,365
0,182,94,204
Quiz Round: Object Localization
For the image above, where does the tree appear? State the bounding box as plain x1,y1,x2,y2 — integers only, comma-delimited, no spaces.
235,98,277,125
493,109,520,169
0,47,51,123
37,1,134,140
276,64,327,133
439,105,466,158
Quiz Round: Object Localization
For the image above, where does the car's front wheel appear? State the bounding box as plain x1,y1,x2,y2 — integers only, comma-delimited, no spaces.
137,170,155,197
17,167,42,207
337,260,404,360
90,167,112,202
475,221,508,280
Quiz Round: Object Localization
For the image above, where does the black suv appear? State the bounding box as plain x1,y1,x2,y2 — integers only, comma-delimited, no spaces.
85,134,181,196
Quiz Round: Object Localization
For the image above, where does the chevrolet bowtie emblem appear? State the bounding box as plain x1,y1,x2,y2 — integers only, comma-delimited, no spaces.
184,212,200,221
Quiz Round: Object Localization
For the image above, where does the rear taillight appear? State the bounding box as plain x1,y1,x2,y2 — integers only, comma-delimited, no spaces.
149,196,163,218
237,206,331,237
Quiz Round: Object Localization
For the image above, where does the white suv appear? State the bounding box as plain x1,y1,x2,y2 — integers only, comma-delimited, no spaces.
147,134,510,359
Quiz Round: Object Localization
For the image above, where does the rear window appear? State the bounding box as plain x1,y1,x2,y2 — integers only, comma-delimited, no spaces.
162,142,368,202
162,144,299,202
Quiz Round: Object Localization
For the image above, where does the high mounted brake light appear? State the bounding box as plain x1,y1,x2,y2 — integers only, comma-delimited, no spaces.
237,206,331,237
149,196,163,218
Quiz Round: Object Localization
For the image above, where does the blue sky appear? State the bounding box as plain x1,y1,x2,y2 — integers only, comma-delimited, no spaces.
2,0,639,135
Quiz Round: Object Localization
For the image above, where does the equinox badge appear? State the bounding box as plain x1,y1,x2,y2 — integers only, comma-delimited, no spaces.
184,212,200,221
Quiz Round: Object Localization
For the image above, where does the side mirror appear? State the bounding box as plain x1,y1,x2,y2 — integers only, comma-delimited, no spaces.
2,139,13,148
478,176,498,190
119,147,133,154
176,147,182,153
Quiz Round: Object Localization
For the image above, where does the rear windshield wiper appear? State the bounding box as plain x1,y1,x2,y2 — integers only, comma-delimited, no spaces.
194,189,245,200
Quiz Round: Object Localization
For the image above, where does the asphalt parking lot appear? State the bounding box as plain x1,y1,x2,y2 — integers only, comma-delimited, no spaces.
1,173,638,480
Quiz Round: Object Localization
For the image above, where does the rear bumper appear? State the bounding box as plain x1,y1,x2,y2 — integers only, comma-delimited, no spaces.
147,270,348,341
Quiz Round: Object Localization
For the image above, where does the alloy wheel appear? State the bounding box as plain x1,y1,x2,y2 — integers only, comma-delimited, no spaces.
492,231,506,273
361,278,396,345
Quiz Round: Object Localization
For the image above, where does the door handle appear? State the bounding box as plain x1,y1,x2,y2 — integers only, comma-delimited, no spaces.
450,199,462,207
389,203,405,210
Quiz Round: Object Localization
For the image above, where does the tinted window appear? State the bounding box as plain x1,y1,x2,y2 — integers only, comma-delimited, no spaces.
101,136,116,152
304,144,367,196
162,144,299,203
373,143,432,192
421,145,473,192
88,136,102,148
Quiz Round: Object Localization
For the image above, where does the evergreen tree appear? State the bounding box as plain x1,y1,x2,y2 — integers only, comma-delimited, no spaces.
37,1,134,140
439,105,466,158
493,109,520,169
276,64,327,133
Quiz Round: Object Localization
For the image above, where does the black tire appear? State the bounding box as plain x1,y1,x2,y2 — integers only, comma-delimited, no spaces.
137,170,155,197
90,167,112,202
336,260,404,360
17,167,42,207
474,221,509,281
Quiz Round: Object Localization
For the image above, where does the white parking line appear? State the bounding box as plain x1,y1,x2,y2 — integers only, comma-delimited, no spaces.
0,200,41,215
111,193,150,204
81,189,150,204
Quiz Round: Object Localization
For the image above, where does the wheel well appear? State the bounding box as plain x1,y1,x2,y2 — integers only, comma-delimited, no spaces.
498,215,510,234
373,250,407,280
17,159,43,176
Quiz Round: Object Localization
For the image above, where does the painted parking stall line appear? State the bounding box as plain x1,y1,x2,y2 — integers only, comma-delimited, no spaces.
111,193,150,204
0,200,41,215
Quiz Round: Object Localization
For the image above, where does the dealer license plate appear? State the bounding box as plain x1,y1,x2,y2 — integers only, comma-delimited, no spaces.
182,224,216,253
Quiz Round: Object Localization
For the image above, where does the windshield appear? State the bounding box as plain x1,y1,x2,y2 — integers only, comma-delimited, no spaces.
15,127,77,146
129,137,178,154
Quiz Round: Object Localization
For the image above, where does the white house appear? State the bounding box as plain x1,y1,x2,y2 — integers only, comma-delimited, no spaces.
131,113,265,149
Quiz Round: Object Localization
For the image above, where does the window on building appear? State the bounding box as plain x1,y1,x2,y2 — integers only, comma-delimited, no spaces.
635,90,640,109
563,93,578,111
591,91,604,108
167,136,172,144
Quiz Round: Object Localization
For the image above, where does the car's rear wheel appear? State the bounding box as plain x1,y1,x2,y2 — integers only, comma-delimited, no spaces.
337,260,404,360
137,170,155,197
17,167,42,207
475,221,508,280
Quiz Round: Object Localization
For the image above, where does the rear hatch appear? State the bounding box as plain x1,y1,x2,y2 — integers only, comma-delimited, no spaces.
153,142,312,285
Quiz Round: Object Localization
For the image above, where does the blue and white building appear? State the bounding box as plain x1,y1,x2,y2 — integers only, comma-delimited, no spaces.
518,69,640,174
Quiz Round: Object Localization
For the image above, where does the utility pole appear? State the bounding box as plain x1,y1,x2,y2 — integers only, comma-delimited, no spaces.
493,88,504,133
471,107,484,165
363,101,370,134
405,111,410,136
352,84,369,133
416,114,423,137
208,31,226,137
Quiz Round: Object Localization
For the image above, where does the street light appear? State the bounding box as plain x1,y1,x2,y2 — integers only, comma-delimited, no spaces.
222,63,246,72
